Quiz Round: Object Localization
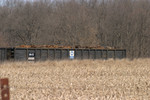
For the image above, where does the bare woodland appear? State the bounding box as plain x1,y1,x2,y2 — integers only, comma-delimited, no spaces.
0,0,150,58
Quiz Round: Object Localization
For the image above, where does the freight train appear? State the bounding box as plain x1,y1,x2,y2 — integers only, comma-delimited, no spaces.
0,45,126,62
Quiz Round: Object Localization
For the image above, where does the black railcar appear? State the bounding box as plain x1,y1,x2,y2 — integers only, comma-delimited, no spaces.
0,47,126,62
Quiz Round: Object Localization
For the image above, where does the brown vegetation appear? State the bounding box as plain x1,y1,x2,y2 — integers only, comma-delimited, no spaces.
0,0,150,58
0,59,150,99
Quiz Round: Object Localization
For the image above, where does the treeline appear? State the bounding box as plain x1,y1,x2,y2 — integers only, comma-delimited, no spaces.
0,0,150,58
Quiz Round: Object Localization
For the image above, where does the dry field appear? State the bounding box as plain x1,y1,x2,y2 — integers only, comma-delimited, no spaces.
0,59,150,100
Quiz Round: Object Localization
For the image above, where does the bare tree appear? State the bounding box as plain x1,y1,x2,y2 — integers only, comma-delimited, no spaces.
0,0,150,58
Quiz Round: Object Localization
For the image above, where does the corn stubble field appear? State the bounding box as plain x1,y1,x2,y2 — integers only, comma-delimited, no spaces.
0,59,150,100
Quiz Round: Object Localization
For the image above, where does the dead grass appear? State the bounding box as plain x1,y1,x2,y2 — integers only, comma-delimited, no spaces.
0,59,150,100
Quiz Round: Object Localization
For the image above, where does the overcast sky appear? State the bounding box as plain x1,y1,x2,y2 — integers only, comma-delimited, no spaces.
0,0,55,5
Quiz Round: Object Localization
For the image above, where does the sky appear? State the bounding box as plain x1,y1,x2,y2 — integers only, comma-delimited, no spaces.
24,0,54,2
0,0,55,6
